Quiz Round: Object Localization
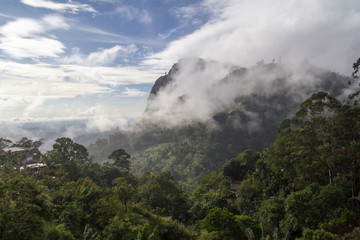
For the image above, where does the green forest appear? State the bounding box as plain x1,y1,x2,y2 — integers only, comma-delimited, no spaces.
0,61,359,240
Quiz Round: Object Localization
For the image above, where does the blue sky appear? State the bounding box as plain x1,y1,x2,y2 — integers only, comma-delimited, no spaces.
1,0,360,129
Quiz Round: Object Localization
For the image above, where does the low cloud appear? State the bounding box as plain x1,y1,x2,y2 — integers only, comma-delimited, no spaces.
145,59,235,125
144,58,355,128
86,114,129,133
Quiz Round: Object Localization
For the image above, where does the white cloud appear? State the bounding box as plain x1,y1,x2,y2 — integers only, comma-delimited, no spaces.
121,87,147,97
22,94,46,118
159,3,210,40
145,0,360,74
158,27,180,40
57,64,160,85
21,0,97,14
144,59,236,126
0,18,44,37
1,37,65,59
89,0,117,3
114,6,152,24
171,5,201,20
83,106,130,132
0,13,16,19
86,114,128,132
0,59,159,89
71,23,164,48
62,44,138,66
42,14,70,29
0,75,110,122
87,46,124,65
0,15,69,59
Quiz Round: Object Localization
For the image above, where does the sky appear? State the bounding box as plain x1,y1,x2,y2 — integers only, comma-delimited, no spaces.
1,0,360,128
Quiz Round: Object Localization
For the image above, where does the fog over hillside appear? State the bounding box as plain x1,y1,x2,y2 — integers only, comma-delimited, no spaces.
143,59,352,128
86,59,358,184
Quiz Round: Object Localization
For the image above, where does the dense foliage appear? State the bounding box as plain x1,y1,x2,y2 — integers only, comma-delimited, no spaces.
0,140,196,240
188,90,360,239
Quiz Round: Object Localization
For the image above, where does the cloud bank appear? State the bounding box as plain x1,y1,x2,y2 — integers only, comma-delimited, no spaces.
145,0,360,74
144,58,355,129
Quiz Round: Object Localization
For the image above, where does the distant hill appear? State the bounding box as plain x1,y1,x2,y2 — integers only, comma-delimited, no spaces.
88,58,352,186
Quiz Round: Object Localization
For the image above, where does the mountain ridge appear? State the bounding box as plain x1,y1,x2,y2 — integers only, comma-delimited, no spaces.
89,58,353,185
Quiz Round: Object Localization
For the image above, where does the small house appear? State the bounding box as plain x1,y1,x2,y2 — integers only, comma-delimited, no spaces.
0,147,34,165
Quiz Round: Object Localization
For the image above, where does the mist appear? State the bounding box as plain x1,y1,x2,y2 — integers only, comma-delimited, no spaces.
145,0,360,75
142,58,354,129
0,116,131,151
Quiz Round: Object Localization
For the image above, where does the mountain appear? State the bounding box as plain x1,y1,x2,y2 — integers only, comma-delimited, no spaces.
88,59,352,186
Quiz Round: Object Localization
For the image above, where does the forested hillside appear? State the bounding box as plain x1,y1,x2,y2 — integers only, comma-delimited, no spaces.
1,86,359,239
88,59,351,186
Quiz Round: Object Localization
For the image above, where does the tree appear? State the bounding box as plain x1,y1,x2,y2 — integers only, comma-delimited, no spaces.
265,92,343,189
352,57,360,79
0,175,51,240
108,149,131,173
257,197,285,236
43,223,75,240
297,228,339,240
0,138,12,149
52,138,91,181
138,172,189,221
112,177,136,211
223,149,259,181
15,137,42,149
53,137,89,164
281,183,348,238
189,170,232,222
199,207,250,240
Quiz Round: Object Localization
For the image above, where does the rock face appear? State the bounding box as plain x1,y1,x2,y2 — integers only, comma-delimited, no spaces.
147,58,209,98
145,63,179,112
149,63,179,96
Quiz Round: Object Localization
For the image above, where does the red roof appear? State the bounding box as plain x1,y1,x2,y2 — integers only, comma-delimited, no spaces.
2,147,31,153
